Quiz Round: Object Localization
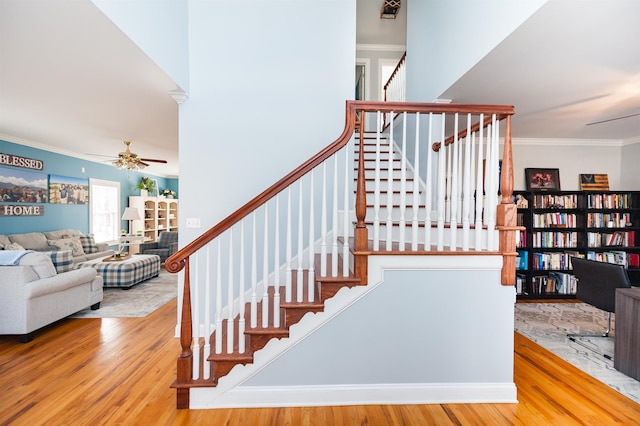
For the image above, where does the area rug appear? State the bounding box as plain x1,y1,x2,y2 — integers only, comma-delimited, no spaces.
515,302,640,404
70,270,177,318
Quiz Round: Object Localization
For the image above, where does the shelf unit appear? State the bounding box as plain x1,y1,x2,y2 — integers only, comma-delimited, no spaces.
515,190,640,299
128,196,179,242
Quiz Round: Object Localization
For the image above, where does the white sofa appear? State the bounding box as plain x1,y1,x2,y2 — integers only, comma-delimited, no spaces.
0,251,103,342
0,229,113,264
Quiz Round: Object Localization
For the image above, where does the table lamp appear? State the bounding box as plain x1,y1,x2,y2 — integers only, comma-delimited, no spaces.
121,207,142,235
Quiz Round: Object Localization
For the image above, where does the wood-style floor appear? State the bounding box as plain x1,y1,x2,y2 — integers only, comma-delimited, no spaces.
1,300,639,426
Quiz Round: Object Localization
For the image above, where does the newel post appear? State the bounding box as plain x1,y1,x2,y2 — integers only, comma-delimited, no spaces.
354,110,369,284
496,115,519,285
175,259,193,408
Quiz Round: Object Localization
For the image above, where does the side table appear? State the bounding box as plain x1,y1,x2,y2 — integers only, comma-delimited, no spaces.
615,287,640,380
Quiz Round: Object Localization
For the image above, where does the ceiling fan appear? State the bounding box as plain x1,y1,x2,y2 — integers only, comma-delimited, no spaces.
586,112,640,126
88,141,167,170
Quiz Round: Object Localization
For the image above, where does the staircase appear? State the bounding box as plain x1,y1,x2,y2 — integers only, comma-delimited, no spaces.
167,100,518,409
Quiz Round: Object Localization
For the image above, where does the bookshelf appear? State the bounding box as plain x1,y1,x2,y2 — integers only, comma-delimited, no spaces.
128,196,179,243
515,190,640,299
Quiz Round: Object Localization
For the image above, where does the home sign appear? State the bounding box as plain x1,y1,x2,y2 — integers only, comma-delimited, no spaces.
0,153,44,170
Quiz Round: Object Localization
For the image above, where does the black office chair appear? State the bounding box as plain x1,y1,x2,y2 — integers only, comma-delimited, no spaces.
567,257,632,359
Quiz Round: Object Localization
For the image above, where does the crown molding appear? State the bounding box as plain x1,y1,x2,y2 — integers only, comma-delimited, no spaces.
356,43,406,52
513,137,624,147
622,135,640,146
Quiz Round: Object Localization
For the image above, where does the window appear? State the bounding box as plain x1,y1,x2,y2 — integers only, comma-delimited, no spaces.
89,178,120,244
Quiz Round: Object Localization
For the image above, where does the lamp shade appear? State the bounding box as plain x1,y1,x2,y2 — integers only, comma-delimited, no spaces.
121,207,142,221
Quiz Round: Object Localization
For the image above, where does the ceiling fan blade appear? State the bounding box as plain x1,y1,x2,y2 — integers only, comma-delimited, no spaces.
140,158,168,164
138,160,151,167
586,112,640,126
86,153,117,159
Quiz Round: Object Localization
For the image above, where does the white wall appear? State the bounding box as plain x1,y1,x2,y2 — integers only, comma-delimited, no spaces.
197,256,516,407
513,139,623,190
621,139,640,189
405,0,547,103
180,0,356,243
92,0,189,92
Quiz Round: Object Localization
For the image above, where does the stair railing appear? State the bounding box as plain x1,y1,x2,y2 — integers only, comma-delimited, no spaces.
166,100,516,408
382,51,406,129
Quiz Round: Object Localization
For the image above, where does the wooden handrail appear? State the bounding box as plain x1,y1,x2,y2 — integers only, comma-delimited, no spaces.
432,113,501,152
383,51,406,93
166,100,516,274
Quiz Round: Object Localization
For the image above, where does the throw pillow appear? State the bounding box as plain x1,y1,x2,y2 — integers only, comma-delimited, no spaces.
78,234,98,254
47,238,86,256
5,242,25,250
18,252,57,279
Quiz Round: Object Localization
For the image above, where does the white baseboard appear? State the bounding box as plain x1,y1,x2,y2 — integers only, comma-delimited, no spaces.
190,382,518,409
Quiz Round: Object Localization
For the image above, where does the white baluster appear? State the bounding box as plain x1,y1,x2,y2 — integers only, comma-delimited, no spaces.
343,142,350,276
373,111,381,251
308,171,315,301
273,197,280,328
424,113,433,250
332,155,338,276
286,188,292,302
297,180,304,301
227,229,234,353
262,204,269,327
192,252,200,379
215,241,222,353
203,247,211,378
250,214,258,328
449,113,459,251
238,222,245,353
399,112,407,251
462,114,472,251
437,113,446,251
320,162,327,276
475,115,485,250
386,113,394,250
411,112,420,251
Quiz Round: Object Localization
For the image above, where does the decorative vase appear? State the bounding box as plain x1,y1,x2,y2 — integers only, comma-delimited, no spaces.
140,189,148,197
167,194,174,199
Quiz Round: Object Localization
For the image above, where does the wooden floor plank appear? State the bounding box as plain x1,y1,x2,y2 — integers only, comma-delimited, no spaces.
1,300,639,425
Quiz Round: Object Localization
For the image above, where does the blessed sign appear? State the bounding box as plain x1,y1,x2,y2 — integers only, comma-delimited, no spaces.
0,153,44,170
0,204,45,216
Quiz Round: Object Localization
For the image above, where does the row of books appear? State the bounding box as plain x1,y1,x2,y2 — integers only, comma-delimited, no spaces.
586,230,635,247
586,250,640,267
532,194,578,209
586,212,631,228
533,212,577,228
528,272,577,295
516,250,528,270
532,231,579,248
516,230,527,248
586,193,633,209
531,251,580,271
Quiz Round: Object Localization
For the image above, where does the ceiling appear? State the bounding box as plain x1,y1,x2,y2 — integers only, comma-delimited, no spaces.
1,1,638,180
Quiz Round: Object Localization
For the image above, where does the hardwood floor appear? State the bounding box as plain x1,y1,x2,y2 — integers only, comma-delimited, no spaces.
1,300,639,425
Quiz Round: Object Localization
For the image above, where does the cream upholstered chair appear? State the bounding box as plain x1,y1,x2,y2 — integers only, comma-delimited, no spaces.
139,231,178,263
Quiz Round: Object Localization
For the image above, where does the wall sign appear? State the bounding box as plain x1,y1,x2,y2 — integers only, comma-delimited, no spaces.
0,204,45,216
0,153,44,170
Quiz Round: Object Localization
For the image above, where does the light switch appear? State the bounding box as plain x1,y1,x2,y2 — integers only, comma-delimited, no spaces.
186,218,201,228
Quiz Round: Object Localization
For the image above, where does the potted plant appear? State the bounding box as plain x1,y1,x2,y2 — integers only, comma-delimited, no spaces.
161,189,176,199
135,177,156,196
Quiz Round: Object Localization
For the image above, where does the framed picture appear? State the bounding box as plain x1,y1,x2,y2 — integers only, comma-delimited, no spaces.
0,166,48,203
525,168,560,191
49,174,89,204
580,174,609,191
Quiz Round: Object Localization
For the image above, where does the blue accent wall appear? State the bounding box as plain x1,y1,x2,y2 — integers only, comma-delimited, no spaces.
0,139,178,235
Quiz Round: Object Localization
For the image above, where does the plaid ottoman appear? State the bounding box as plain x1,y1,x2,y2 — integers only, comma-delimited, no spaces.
73,254,161,288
